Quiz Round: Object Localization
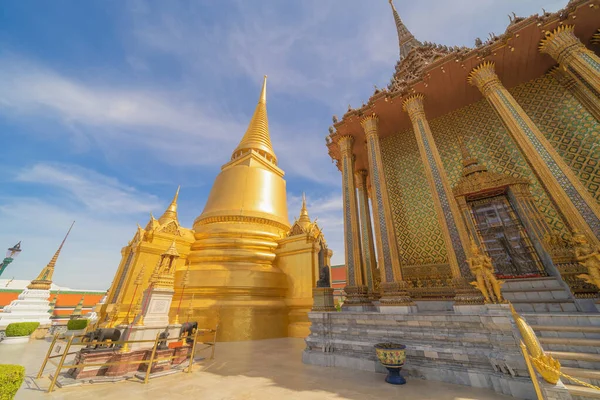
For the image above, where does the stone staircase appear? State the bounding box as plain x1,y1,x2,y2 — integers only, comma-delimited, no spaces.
524,313,600,399
502,277,578,313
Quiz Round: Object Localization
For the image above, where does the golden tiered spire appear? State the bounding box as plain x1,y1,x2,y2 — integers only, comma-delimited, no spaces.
388,0,422,60
298,193,311,230
231,75,277,164
158,186,180,225
28,221,75,290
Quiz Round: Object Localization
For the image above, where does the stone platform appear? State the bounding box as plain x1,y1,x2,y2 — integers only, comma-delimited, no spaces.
303,306,571,399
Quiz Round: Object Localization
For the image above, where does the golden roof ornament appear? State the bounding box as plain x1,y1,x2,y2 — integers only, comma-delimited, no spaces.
388,0,422,60
28,221,75,291
231,75,277,164
158,186,180,225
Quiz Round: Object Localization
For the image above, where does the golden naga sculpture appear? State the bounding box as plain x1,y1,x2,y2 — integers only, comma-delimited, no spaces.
572,232,600,290
467,240,505,303
510,304,561,384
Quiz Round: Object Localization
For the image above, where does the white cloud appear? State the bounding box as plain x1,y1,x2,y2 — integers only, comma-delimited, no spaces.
0,163,174,289
15,163,161,214
0,55,246,167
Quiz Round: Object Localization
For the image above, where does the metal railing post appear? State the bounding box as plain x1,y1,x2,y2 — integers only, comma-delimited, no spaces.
48,335,74,393
37,333,59,379
144,333,161,384
187,328,199,373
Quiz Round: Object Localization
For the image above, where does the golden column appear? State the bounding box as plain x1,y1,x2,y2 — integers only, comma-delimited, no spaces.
355,169,379,297
548,66,600,122
540,25,600,96
403,95,472,278
338,135,370,306
403,95,484,304
360,114,414,307
469,62,600,245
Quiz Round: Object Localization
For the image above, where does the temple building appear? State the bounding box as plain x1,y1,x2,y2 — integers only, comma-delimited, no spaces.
102,77,332,341
302,1,600,397
325,0,600,312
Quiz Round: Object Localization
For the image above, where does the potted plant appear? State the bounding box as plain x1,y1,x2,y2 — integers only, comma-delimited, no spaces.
374,342,407,385
1,322,40,345
65,319,88,338
0,364,25,399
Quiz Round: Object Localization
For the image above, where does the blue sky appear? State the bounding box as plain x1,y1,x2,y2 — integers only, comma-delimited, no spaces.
0,0,566,290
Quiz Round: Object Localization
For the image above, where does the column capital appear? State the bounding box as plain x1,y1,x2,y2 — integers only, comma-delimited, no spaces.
468,61,502,97
338,135,354,154
539,25,584,64
402,94,426,120
548,66,576,89
360,113,379,136
354,169,368,188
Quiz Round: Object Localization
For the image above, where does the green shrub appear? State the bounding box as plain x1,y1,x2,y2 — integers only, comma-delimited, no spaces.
0,364,25,400
67,319,88,331
5,322,39,337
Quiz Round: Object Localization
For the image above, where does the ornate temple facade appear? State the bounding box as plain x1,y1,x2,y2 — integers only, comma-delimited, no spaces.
326,0,600,310
102,77,332,341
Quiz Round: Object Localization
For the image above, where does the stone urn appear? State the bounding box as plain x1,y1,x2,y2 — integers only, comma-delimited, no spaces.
374,343,406,385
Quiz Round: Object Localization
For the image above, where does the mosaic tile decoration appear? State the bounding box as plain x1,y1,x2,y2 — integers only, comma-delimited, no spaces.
381,131,449,267
512,74,600,205
380,73,599,269
431,85,570,239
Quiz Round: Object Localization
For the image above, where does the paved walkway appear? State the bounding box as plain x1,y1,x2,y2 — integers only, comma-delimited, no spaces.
2,337,512,400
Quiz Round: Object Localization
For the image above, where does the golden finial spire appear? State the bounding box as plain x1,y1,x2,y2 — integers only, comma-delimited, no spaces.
28,221,75,290
158,186,180,225
388,0,421,60
298,192,311,230
231,75,277,164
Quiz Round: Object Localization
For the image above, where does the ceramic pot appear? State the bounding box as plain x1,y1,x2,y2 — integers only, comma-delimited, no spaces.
1,335,31,345
374,342,406,385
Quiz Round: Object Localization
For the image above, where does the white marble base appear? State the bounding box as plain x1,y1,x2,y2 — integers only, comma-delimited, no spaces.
123,324,182,351
140,288,175,328
377,305,418,314
0,289,51,329
453,304,487,315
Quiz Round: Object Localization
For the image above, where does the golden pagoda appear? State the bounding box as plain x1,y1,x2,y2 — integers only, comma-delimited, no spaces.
103,76,332,340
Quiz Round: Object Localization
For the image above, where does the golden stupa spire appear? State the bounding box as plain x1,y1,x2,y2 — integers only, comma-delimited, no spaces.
158,185,180,225
231,75,277,164
298,192,311,229
28,221,75,290
388,0,421,60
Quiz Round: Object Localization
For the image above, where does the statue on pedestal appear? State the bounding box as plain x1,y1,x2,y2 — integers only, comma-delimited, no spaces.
316,265,331,288
468,240,505,303
573,232,600,290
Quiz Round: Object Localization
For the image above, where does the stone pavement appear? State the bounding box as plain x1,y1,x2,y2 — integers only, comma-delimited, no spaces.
2,337,513,400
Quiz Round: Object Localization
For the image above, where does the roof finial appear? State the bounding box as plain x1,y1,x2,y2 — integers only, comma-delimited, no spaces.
298,192,311,229
231,75,277,164
388,0,421,60
158,186,180,225
28,221,75,290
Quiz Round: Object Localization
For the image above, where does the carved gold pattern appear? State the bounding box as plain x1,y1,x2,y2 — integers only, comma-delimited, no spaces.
380,131,448,267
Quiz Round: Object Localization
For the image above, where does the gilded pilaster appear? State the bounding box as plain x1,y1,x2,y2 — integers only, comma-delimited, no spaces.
540,25,600,95
338,136,370,305
549,66,600,122
361,115,413,306
403,94,473,279
355,169,379,297
469,62,600,246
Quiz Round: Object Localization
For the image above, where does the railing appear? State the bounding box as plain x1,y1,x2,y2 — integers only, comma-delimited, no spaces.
37,326,218,393
511,304,600,398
